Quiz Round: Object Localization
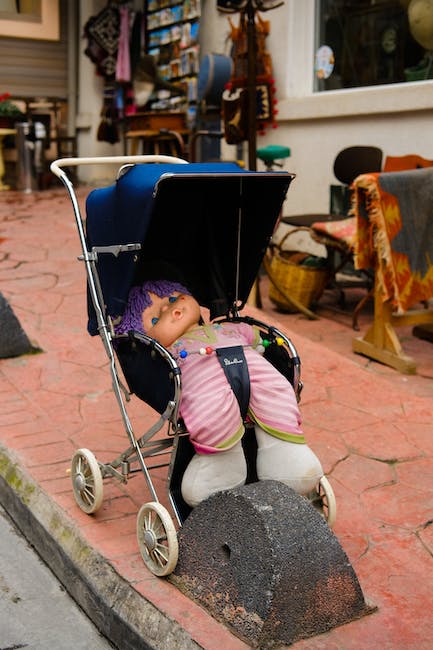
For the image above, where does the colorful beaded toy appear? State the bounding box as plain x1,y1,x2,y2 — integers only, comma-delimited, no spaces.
175,336,285,361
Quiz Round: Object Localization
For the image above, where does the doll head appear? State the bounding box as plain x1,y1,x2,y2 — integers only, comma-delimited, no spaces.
147,293,202,347
115,279,191,336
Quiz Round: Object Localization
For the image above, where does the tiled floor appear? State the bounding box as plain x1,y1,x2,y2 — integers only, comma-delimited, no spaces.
1,188,433,649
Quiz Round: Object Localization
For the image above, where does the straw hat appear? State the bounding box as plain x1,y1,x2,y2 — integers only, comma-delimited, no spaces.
408,0,433,50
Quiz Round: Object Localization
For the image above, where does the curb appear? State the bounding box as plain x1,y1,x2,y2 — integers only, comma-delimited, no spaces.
0,443,203,650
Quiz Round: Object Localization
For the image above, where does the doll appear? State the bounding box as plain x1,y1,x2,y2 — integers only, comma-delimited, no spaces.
117,282,323,507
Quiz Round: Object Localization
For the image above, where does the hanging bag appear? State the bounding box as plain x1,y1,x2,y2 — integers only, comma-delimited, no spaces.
222,11,278,142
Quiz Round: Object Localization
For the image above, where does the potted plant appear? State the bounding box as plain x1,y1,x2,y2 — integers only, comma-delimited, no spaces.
0,93,25,128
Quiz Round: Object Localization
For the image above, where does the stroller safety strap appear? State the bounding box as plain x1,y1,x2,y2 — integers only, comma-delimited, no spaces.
215,346,250,420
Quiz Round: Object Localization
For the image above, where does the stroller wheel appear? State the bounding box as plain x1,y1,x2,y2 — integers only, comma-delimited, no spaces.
309,476,337,528
136,502,179,576
71,448,104,514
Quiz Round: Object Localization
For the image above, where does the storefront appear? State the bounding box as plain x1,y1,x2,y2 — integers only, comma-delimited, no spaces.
1,0,432,213
254,0,433,215
74,0,433,213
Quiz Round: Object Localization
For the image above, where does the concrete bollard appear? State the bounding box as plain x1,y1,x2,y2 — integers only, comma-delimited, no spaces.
171,480,374,648
0,292,34,358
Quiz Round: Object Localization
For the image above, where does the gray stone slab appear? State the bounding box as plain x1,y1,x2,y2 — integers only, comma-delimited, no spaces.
0,291,34,358
171,480,375,648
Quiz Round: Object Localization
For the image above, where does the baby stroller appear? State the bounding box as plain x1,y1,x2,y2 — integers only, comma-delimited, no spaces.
51,155,336,577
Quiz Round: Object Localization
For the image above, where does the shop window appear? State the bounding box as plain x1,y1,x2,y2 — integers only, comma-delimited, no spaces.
314,0,431,91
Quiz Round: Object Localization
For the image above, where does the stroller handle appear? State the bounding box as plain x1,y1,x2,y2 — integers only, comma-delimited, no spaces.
50,154,188,179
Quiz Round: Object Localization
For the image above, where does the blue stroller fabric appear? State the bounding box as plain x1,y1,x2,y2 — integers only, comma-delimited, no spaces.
85,162,292,335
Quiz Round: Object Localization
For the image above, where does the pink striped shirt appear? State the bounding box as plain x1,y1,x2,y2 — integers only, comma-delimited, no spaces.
169,322,304,453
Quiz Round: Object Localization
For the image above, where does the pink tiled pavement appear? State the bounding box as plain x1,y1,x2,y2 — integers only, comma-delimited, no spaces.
1,188,433,649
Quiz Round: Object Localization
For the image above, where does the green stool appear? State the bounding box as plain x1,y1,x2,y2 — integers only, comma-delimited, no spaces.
257,145,291,171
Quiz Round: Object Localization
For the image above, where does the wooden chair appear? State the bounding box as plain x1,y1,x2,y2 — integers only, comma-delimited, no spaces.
307,146,383,328
328,145,383,214
383,154,433,172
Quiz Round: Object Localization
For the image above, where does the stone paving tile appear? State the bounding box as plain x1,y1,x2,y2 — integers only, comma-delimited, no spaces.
3,428,64,449
330,454,395,493
396,457,433,491
419,524,433,554
1,188,433,649
397,421,433,456
360,482,432,530
30,472,72,496
303,399,382,434
80,513,138,543
339,420,423,461
97,532,139,561
304,427,348,475
111,553,163,585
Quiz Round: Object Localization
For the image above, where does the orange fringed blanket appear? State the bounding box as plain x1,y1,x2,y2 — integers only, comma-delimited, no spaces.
352,169,433,313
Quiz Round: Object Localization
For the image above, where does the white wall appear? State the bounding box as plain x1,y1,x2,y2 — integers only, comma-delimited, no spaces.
200,0,233,55
258,108,433,216
77,0,125,185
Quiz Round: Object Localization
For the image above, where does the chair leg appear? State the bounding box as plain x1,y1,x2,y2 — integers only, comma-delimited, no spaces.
352,286,374,331
351,280,433,373
322,246,348,308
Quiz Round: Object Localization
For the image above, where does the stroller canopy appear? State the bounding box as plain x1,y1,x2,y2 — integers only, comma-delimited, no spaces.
86,162,294,334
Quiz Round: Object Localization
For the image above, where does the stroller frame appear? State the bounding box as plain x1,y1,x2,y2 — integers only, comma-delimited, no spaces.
51,155,335,576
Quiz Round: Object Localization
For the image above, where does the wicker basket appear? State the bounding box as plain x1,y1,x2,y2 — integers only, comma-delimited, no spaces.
265,229,329,315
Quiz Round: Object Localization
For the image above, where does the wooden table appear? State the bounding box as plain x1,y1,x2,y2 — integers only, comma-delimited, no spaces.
123,112,189,157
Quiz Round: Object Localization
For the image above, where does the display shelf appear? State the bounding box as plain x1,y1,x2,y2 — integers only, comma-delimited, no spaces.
145,0,200,107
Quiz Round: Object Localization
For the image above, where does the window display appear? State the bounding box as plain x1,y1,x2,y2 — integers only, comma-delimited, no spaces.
315,0,429,91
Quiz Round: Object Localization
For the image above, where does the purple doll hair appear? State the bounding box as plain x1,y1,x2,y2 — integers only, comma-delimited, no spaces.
115,280,191,335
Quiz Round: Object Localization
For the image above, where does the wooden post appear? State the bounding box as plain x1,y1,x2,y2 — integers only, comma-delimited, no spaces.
246,0,257,172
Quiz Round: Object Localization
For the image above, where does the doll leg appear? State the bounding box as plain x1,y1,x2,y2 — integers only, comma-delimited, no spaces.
255,426,323,495
181,441,247,507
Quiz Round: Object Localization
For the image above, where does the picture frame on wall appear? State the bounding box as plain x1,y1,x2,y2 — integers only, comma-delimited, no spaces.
0,0,59,41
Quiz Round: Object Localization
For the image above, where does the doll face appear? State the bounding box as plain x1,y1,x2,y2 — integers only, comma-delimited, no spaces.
141,291,181,333
146,294,201,347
